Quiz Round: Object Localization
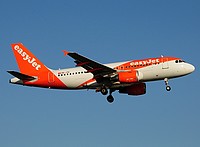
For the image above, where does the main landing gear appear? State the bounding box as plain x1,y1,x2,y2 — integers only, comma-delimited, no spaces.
107,95,114,103
100,87,108,95
164,78,171,91
100,87,115,103
107,89,115,103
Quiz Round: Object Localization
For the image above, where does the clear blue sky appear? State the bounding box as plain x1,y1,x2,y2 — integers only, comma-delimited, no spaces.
1,0,199,147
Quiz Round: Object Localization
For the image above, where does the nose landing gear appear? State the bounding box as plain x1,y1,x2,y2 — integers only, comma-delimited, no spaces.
164,78,171,91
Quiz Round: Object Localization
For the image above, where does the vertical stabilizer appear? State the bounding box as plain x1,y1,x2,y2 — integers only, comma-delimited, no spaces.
11,43,49,75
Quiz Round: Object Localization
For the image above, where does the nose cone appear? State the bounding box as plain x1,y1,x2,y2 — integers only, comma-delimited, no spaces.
188,64,195,73
185,63,195,74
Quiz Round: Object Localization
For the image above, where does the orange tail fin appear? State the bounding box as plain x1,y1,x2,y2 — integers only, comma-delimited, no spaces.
11,43,49,75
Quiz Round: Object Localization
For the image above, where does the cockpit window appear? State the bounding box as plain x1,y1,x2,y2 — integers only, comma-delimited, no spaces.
175,60,185,63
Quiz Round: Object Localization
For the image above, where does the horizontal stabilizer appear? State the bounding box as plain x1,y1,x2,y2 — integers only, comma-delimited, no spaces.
7,71,36,81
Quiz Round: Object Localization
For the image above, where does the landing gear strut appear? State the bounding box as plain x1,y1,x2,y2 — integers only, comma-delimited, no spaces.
164,78,171,91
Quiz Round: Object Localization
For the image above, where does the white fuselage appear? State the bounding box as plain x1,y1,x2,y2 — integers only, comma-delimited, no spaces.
50,60,195,89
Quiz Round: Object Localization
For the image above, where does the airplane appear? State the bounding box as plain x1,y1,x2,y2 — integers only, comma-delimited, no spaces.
8,43,195,103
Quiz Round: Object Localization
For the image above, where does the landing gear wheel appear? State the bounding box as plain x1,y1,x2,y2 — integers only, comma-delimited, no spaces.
166,86,171,91
107,95,114,103
164,78,171,92
101,88,108,95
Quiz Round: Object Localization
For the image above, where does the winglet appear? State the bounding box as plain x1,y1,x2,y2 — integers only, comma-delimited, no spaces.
62,50,69,56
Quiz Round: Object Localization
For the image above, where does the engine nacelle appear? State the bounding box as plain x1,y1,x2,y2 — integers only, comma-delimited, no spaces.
119,83,146,95
118,71,140,83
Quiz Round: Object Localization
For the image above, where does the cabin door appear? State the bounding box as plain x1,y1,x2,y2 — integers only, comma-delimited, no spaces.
162,58,169,69
48,72,55,83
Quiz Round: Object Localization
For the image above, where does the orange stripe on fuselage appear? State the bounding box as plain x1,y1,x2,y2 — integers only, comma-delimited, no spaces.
114,57,179,70
23,70,68,89
77,78,96,88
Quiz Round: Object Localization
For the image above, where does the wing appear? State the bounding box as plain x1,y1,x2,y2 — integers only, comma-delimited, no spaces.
63,50,117,79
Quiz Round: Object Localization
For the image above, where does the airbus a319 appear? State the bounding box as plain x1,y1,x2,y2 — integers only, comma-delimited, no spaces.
8,43,195,103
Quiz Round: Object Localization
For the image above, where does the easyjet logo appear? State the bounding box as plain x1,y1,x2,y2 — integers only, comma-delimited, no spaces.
14,45,41,70
130,58,160,66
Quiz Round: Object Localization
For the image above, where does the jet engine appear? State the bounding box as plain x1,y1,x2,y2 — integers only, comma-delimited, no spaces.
117,70,143,83
119,83,146,95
